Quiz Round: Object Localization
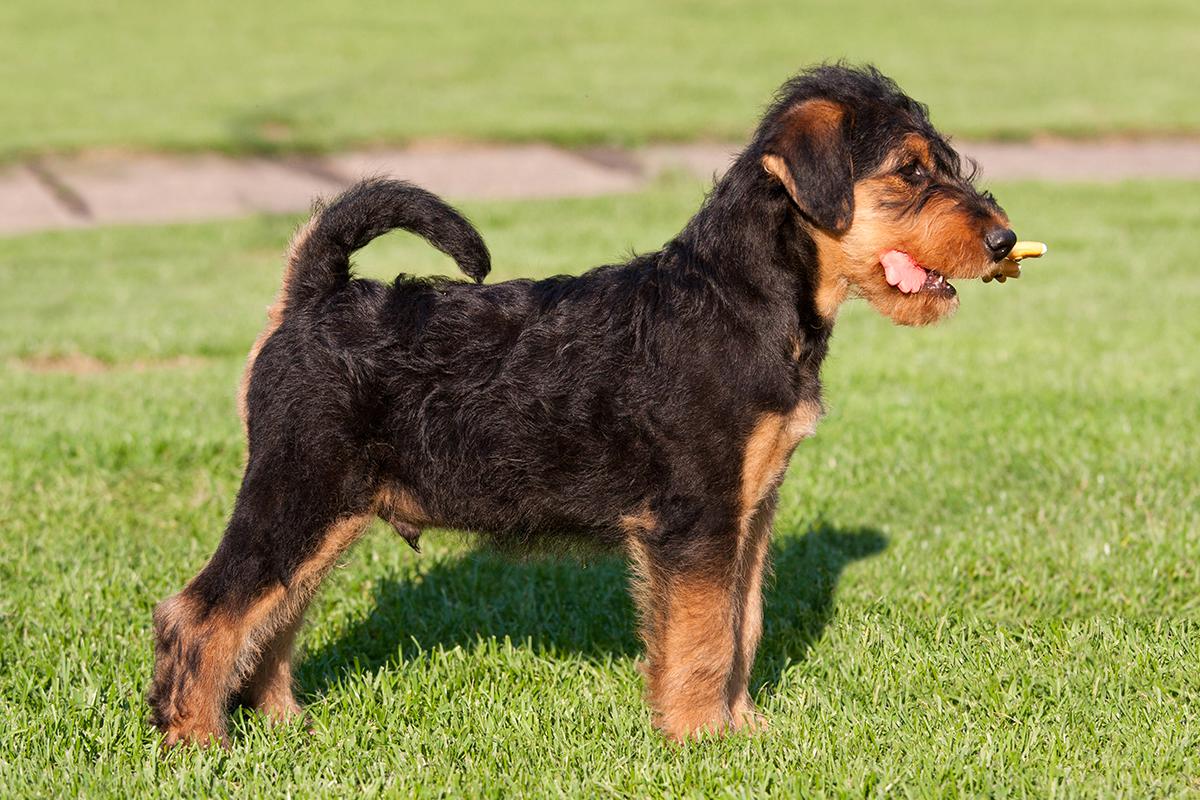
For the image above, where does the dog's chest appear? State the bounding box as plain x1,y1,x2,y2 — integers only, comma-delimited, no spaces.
739,392,824,518
783,396,823,444
733,334,828,513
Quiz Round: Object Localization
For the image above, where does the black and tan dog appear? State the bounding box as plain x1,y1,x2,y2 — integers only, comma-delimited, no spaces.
150,65,1019,745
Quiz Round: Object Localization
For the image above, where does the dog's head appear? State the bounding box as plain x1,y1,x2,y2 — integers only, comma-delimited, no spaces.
756,65,1014,325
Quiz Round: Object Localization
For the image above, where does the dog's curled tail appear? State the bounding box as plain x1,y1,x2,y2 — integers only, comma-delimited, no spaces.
283,178,491,310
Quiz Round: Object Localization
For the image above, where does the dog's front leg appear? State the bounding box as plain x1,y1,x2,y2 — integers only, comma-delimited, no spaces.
627,521,741,743
727,490,777,732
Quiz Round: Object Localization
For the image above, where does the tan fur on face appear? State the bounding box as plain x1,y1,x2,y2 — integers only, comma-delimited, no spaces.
811,143,1008,326
898,133,934,172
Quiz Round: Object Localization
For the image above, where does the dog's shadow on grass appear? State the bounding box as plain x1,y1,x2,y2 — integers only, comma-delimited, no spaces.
298,522,887,700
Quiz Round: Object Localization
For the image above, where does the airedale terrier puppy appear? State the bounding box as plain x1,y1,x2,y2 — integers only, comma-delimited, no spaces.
150,64,1019,745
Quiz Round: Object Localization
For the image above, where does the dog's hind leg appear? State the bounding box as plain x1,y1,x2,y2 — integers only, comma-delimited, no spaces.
236,608,306,724
238,488,428,723
148,460,372,747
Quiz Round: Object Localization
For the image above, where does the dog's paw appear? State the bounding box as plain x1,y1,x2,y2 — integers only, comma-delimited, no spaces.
159,722,230,751
729,694,770,735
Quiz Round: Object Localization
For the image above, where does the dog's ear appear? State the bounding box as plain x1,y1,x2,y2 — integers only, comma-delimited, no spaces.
761,99,854,233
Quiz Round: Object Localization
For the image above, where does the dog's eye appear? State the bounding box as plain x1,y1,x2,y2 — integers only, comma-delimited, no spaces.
897,161,926,181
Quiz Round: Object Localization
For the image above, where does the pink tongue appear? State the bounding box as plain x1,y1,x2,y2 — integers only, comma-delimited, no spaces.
881,250,927,294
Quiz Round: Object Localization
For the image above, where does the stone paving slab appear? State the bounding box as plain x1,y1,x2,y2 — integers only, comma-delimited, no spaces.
958,139,1200,182
635,143,740,179
43,153,342,226
0,165,84,233
2,138,1198,237
326,143,641,201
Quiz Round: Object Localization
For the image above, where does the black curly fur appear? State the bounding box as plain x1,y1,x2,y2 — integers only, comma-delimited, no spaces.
149,64,1015,745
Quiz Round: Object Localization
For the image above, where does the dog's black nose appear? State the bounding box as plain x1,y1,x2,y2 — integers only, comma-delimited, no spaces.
985,228,1017,261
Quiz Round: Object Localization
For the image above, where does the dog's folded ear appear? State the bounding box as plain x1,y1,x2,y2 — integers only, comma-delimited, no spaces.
761,99,854,233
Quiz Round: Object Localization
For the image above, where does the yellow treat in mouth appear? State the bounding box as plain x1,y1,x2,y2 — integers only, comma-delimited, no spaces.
983,241,1048,283
1009,241,1048,260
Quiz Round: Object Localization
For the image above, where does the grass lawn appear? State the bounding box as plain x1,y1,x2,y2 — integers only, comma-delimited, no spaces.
1,179,1198,796
2,0,1200,160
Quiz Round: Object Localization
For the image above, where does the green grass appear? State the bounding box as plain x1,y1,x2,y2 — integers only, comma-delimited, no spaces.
2,0,1200,160
1,180,1198,797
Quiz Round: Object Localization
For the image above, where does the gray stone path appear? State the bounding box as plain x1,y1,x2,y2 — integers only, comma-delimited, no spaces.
2,138,1198,236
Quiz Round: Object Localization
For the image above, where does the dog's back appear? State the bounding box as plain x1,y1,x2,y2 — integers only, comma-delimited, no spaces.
248,213,759,546
150,65,1019,748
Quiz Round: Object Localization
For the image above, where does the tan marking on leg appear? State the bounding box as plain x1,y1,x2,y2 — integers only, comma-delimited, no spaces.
784,398,823,447
724,401,821,734
240,613,304,724
728,494,777,732
152,512,372,747
289,513,373,590
619,506,658,537
643,576,739,742
625,531,658,676
237,510,375,724
619,506,660,632
152,584,287,747
741,414,786,516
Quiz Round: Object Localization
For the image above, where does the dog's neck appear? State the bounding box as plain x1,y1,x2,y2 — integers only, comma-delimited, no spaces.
668,154,834,370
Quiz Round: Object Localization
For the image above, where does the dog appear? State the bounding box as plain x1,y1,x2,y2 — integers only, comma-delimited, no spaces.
149,64,1018,746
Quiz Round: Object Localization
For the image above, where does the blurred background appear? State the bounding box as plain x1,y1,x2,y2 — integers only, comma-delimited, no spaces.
2,0,1199,230
4,0,1200,151
1,2,1198,796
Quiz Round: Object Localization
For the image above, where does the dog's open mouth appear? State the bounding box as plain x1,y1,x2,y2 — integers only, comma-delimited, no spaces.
881,250,957,298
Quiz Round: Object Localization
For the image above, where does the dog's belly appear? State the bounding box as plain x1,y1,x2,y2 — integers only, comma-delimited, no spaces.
373,392,665,543
378,471,627,546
